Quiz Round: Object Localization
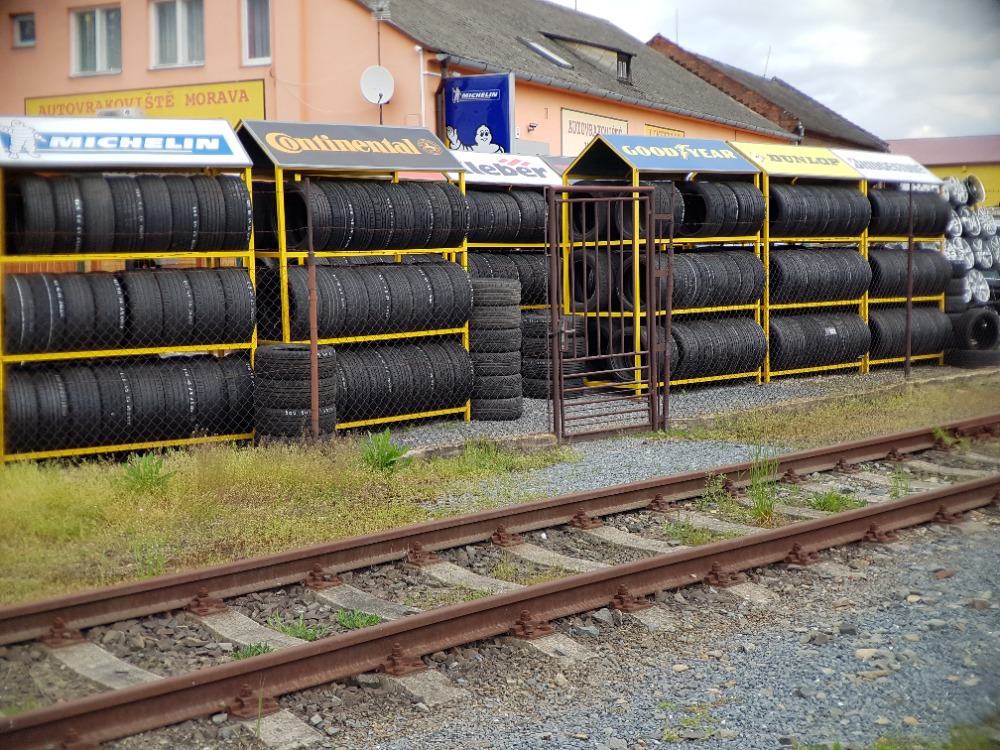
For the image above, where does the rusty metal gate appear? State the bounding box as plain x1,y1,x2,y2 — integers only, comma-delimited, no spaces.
544,184,674,441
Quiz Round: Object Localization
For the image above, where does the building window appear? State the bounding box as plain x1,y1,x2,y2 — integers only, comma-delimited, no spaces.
72,7,121,75
243,0,270,65
13,13,35,48
617,52,632,84
152,0,204,67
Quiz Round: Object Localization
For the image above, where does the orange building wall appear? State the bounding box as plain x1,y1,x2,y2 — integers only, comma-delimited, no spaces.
0,0,786,153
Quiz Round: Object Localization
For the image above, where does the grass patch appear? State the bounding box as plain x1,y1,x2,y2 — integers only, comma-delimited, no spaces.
404,585,490,609
230,643,273,660
680,375,1000,449
488,554,568,586
267,613,330,641
334,609,382,629
806,489,866,513
360,428,412,473
661,522,733,546
747,442,780,526
0,437,572,607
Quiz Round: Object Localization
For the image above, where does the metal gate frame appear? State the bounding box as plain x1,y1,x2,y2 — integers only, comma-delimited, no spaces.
545,184,674,441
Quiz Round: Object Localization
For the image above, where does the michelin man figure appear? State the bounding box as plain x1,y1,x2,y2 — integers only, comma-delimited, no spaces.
0,120,45,159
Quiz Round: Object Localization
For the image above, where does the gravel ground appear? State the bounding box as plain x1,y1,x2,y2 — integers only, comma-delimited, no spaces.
357,517,1000,750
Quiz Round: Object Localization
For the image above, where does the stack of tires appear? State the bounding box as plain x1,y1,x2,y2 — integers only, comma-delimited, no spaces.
334,341,474,424
6,173,252,254
465,189,548,244
942,174,999,312
945,306,1000,368
466,252,548,306
5,355,253,454
253,178,469,251
520,313,588,399
254,344,338,438
468,278,523,420
768,184,872,237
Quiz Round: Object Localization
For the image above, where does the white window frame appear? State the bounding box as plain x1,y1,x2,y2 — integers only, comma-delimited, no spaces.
13,13,35,48
71,6,122,76
151,0,204,69
241,0,271,66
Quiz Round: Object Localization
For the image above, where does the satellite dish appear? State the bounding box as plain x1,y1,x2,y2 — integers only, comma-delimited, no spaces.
360,65,395,105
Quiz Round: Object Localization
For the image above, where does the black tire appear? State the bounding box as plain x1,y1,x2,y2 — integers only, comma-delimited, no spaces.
283,179,333,251
472,373,522,399
155,270,196,346
255,343,337,379
256,405,338,437
471,349,521,376
55,272,97,352
950,307,1000,350
91,363,134,445
471,396,523,421
136,175,174,254
3,369,39,453
185,269,228,345
163,175,200,252
944,348,1000,368
50,176,85,254
472,277,521,307
190,174,228,252
76,175,116,254
106,175,145,253
7,175,55,254
255,375,339,409
216,268,256,343
3,275,33,353
118,271,165,346
217,174,254,250
469,327,521,354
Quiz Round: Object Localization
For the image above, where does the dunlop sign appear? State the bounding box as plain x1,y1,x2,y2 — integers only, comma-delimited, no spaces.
600,135,758,174
730,142,861,178
238,121,461,172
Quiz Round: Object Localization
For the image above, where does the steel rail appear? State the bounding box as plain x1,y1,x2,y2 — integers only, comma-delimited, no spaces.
1,413,997,647
3,474,998,749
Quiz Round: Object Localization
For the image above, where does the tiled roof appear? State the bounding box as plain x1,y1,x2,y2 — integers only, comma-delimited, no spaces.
647,34,886,152
356,0,791,139
887,135,1000,165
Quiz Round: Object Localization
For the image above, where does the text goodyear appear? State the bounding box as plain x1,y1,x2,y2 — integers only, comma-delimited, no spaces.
592,135,759,174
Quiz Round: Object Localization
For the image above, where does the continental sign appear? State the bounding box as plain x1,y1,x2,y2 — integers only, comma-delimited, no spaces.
832,148,941,185
730,141,861,178
598,135,758,174
0,116,250,168
25,80,265,128
238,121,461,171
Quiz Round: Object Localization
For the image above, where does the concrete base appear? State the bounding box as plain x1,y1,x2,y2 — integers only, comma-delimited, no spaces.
200,611,304,650
49,642,160,689
312,584,422,621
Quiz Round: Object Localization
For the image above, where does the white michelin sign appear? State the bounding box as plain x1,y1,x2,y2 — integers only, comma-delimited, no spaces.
0,116,251,168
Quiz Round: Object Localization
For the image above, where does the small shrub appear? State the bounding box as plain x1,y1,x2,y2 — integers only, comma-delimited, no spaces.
335,609,382,629
267,613,330,641
807,490,866,513
747,444,780,525
230,643,273,660
360,428,411,473
696,472,732,511
122,453,175,493
131,539,167,578
889,466,912,499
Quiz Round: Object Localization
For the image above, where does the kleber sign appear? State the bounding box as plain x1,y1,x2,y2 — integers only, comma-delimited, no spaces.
729,142,861,179
832,149,942,185
599,135,758,174
0,116,249,168
239,121,461,172
455,152,560,186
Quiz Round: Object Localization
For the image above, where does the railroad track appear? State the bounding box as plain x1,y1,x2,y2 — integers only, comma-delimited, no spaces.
2,415,999,749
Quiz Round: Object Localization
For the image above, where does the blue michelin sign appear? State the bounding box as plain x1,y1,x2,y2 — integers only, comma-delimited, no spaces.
600,135,759,174
443,73,515,155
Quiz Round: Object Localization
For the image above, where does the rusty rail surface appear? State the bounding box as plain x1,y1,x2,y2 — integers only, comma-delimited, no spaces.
4,473,998,749
1,412,998,647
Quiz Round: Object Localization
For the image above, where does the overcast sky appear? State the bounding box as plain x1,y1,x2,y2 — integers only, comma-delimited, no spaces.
550,0,1000,141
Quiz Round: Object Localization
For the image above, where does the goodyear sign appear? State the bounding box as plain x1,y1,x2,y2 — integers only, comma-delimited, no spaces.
26,80,266,128
0,116,249,168
238,121,461,172
599,135,758,174
730,142,861,179
832,149,941,185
